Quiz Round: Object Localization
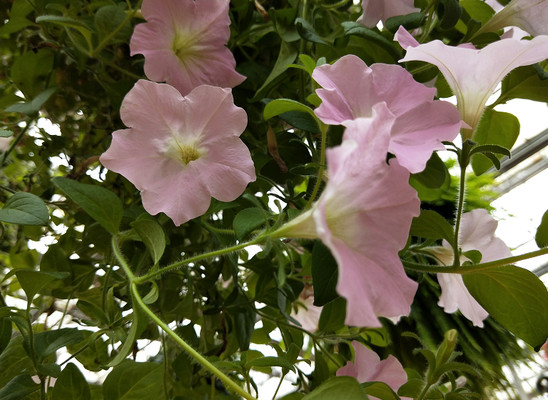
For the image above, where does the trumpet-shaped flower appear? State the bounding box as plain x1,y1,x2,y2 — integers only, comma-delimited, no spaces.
312,55,462,173
130,0,245,95
337,341,410,400
273,104,420,327
100,80,256,226
358,0,420,28
429,209,512,327
482,0,548,36
396,26,548,138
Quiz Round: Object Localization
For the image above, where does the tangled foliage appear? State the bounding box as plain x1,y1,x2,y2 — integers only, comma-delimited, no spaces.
1,1,548,399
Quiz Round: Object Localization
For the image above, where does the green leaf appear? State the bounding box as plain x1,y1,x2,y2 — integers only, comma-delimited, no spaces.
141,282,159,305
270,7,300,42
103,361,163,400
107,288,148,367
341,21,402,60
280,393,305,400
312,242,339,307
279,110,322,134
437,0,463,29
246,356,295,371
0,130,13,138
363,381,401,400
9,49,54,99
0,0,34,35
5,87,56,115
410,209,455,243
298,54,317,75
471,109,520,175
12,270,69,302
52,177,123,234
500,64,548,104
34,328,85,361
460,0,495,24
318,297,346,333
469,144,511,158
0,375,39,400
0,192,49,226
94,5,133,44
252,41,298,101
384,13,425,33
233,208,266,240
302,376,367,400
264,99,319,125
462,250,482,264
463,266,548,349
132,219,166,265
295,17,328,45
535,209,548,248
234,307,256,352
52,364,91,400
0,337,34,388
411,153,449,189
35,15,94,52
398,378,425,398
0,318,11,356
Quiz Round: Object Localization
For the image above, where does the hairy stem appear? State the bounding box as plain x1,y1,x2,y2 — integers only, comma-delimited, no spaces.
403,247,548,274
304,123,328,209
131,282,258,400
452,160,468,267
134,234,268,283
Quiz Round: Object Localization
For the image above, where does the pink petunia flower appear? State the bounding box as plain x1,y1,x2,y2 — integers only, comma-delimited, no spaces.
272,104,420,328
396,26,548,138
429,209,512,327
481,0,548,36
358,0,420,28
337,341,410,400
291,285,322,332
99,80,256,226
130,0,245,96
312,54,462,173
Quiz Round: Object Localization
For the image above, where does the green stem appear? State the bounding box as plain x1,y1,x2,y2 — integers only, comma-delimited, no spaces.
272,373,286,400
0,119,34,167
162,333,170,400
56,293,72,329
40,378,46,400
319,0,350,8
452,161,467,267
90,0,143,56
255,308,343,368
102,59,143,80
201,218,236,235
403,247,548,274
111,235,135,280
134,234,268,283
304,123,328,209
416,383,431,400
130,282,257,400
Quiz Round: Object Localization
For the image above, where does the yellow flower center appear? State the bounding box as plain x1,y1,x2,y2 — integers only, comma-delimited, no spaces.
172,31,198,63
178,144,201,165
164,137,202,167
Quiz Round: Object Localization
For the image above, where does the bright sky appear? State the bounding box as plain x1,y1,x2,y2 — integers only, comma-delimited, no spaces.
491,99,548,279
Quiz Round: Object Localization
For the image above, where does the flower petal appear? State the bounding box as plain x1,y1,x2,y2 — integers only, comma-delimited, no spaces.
438,273,489,327
358,0,419,28
397,27,548,133
337,341,410,400
100,81,255,226
130,0,245,95
313,54,460,173
435,209,512,326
